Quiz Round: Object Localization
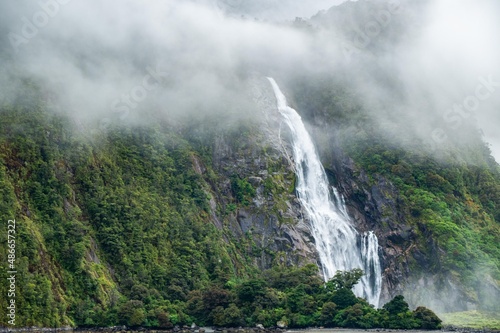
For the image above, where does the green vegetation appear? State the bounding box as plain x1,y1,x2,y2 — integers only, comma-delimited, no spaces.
290,73,500,313
0,75,497,328
185,266,441,329
0,89,441,328
344,134,500,310
231,176,256,206
441,311,500,330
0,87,243,326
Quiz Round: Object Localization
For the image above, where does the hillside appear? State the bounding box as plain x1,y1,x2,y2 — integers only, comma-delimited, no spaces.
0,73,498,328
0,0,499,328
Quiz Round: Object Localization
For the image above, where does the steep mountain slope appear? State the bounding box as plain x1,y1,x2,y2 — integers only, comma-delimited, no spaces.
287,0,500,311
0,78,318,326
0,0,499,328
1,70,498,327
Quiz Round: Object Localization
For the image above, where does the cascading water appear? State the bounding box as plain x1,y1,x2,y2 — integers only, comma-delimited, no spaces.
267,77,382,307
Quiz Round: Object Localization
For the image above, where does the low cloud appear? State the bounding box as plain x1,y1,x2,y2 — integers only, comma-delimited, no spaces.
0,0,499,160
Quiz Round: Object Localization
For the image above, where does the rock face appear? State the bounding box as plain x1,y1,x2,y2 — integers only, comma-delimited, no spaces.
207,80,420,307
203,80,318,270
204,78,492,312
316,134,480,311
334,154,415,304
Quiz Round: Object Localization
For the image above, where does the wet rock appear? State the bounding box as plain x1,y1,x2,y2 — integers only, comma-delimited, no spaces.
276,321,287,329
211,118,319,270
248,176,263,186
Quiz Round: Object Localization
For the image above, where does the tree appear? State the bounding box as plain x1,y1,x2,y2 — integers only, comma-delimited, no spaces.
380,295,418,329
203,287,232,310
118,300,145,327
237,279,266,303
413,306,442,329
154,309,173,328
331,288,359,309
382,295,409,315
287,287,316,314
186,290,206,323
319,302,337,327
130,284,150,303
129,309,146,327
211,304,243,327
326,269,364,291
336,303,364,328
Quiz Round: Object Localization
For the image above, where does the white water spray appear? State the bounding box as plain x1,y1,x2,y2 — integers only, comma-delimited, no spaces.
267,77,382,306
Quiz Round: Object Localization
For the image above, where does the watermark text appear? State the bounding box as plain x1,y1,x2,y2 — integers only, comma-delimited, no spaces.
6,219,17,326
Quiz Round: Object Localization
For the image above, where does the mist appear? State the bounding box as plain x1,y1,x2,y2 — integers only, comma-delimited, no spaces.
213,0,353,21
0,1,311,130
1,0,498,160
305,0,500,162
393,0,500,160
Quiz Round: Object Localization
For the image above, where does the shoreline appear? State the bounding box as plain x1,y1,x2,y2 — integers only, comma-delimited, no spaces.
0,327,498,333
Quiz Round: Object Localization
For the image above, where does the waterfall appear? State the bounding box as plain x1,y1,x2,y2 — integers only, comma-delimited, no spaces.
267,77,382,307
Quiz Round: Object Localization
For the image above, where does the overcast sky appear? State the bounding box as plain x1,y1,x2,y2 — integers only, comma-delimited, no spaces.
212,0,353,21
0,0,499,161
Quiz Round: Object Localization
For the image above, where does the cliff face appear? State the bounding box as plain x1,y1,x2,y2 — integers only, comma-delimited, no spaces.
203,77,321,272
208,80,494,312
322,143,456,310
206,115,318,270
246,104,471,311
309,127,500,312
204,74,500,313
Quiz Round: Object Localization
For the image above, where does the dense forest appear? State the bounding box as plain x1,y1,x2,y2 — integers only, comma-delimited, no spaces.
1,0,499,329
0,82,443,328
1,69,498,328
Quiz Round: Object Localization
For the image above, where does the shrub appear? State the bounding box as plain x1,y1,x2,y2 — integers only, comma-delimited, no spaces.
413,306,442,329
331,288,359,310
